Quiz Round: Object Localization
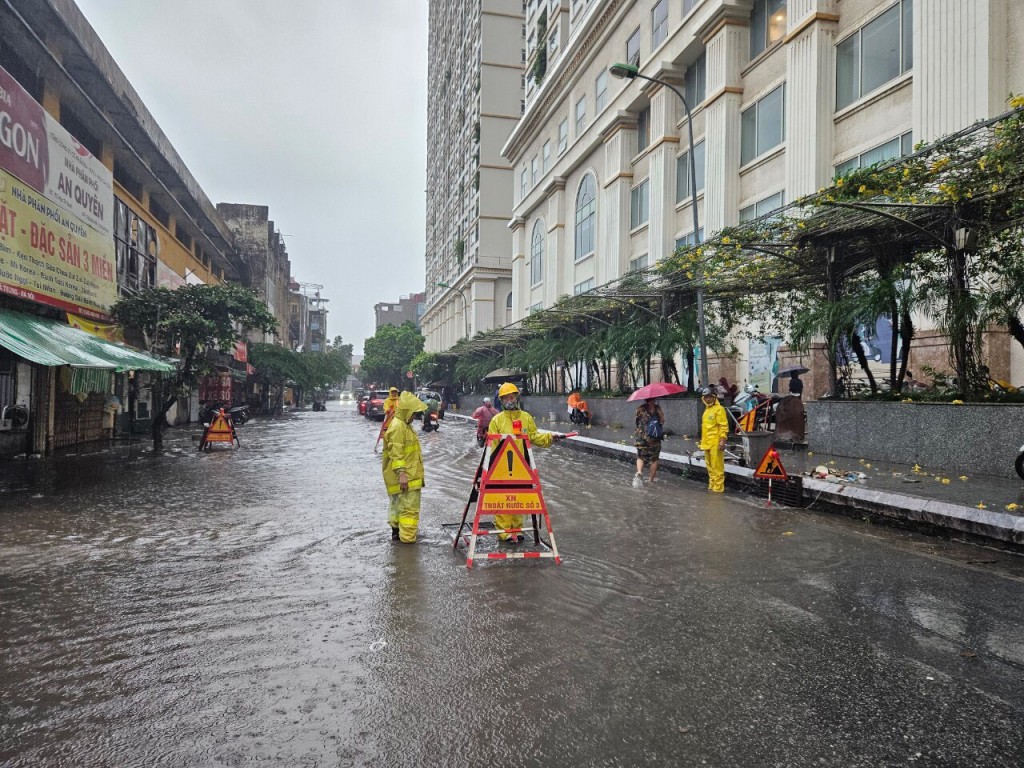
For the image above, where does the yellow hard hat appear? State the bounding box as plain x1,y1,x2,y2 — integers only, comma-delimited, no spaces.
389,387,398,394
497,382,520,398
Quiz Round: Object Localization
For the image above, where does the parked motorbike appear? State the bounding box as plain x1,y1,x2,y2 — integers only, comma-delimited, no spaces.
422,410,440,433
312,400,327,412
201,402,249,426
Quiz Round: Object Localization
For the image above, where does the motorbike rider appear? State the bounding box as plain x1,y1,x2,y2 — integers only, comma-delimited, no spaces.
471,397,499,445
487,382,566,542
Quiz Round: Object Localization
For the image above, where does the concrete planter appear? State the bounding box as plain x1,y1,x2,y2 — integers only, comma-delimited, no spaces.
806,400,1024,479
518,394,705,437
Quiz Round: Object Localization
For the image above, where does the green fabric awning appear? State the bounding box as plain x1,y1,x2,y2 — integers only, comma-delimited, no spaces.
0,308,175,372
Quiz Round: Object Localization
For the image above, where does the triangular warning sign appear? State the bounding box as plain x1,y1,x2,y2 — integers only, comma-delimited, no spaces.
483,437,535,484
753,446,787,480
199,410,239,450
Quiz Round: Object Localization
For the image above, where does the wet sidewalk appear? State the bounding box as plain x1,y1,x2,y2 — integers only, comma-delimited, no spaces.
452,414,1024,546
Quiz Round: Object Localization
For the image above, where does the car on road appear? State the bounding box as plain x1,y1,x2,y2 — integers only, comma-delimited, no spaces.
366,390,392,420
357,392,371,415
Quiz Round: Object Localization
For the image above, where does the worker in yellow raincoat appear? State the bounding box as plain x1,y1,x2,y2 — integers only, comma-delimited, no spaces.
487,382,566,542
382,391,428,542
381,386,400,417
698,387,730,493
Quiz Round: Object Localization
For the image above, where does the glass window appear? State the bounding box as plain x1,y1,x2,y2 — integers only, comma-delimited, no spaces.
627,27,641,66
739,191,784,222
740,84,785,165
530,220,545,285
630,179,650,229
834,130,913,176
543,140,551,173
675,139,706,202
637,107,650,154
549,27,559,55
574,278,596,295
530,302,543,314
531,156,539,186
652,0,668,48
575,96,587,135
683,0,699,16
558,119,569,154
836,0,913,110
675,229,704,250
521,167,528,198
750,0,786,59
629,254,650,272
574,174,597,261
682,52,706,111
596,71,608,111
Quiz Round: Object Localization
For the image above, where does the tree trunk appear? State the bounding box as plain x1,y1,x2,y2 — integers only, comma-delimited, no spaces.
849,330,877,394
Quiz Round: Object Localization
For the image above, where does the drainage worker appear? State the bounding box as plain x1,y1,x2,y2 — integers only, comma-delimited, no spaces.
488,382,565,542
382,392,428,542
382,386,400,417
699,387,730,493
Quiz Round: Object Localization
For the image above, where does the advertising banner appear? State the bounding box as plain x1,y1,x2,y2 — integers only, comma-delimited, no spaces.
749,336,782,393
0,168,117,319
0,65,113,238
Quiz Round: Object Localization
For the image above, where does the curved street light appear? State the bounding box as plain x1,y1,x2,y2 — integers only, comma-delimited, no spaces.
436,281,470,339
609,62,709,389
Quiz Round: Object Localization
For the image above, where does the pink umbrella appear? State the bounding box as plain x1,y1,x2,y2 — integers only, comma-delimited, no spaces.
627,382,687,402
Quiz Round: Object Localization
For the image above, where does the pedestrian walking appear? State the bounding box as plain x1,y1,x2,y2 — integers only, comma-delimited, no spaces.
788,371,804,396
699,387,729,493
382,392,428,543
634,399,666,485
488,382,566,542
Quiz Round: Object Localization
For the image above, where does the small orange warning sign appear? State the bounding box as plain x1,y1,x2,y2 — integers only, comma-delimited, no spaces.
480,491,544,513
483,438,535,484
199,410,238,451
753,446,787,480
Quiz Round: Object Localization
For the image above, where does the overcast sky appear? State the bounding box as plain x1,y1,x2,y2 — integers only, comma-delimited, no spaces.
74,0,429,354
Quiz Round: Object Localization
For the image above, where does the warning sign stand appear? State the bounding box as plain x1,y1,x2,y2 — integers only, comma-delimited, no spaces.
199,409,239,451
447,432,561,568
753,445,787,506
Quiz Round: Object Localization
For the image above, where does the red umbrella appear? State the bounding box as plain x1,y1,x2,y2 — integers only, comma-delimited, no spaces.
627,382,687,402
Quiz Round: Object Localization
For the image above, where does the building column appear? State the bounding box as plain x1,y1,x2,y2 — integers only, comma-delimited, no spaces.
914,0,1007,143
510,217,526,322
470,276,495,335
644,71,684,264
701,17,748,233
545,178,566,300
785,1,839,199
599,114,638,284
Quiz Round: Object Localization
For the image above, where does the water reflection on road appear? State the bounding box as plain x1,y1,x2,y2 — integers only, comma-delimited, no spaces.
1,404,1023,766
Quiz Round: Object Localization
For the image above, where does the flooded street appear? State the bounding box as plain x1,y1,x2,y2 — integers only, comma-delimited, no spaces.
3,403,1024,767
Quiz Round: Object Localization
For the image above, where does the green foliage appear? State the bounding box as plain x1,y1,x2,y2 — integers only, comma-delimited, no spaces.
249,343,352,392
361,322,425,387
111,283,278,447
532,10,548,86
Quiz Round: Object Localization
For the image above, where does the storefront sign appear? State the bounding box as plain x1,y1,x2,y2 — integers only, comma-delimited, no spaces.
0,65,113,238
0,169,117,319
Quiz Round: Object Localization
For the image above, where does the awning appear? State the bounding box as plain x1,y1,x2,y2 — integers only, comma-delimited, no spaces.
0,308,175,372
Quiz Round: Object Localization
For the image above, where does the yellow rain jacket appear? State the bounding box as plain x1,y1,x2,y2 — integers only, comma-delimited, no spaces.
487,408,554,448
382,393,400,416
382,392,427,495
699,399,730,450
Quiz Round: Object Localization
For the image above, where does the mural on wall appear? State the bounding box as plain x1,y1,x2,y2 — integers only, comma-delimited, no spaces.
749,336,783,393
838,316,903,367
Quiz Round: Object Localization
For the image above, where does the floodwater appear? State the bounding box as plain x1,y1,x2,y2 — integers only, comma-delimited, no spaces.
2,404,1024,767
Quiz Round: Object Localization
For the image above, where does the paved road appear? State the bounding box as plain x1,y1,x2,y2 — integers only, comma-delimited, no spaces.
1,403,1023,767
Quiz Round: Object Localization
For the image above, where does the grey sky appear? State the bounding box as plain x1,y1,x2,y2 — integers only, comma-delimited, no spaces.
73,0,428,354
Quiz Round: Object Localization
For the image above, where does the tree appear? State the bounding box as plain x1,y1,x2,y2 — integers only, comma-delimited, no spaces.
249,344,352,413
361,322,425,386
112,284,277,451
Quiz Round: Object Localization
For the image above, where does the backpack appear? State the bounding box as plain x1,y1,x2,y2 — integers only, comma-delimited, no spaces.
645,416,664,440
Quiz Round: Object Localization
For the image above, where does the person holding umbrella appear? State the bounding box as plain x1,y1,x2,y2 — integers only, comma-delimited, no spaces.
627,382,685,486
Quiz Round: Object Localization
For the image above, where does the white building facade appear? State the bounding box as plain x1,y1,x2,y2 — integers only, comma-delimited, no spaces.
421,0,525,352
504,0,1024,387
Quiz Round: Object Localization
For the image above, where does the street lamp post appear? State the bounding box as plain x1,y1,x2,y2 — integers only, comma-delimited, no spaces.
609,62,709,389
436,281,470,340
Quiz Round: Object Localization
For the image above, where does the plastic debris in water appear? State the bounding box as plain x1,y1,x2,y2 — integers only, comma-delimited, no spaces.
369,639,387,652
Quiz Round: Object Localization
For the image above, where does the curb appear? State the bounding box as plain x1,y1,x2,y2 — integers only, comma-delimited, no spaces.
450,413,1024,548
